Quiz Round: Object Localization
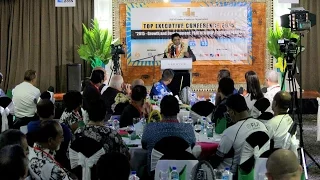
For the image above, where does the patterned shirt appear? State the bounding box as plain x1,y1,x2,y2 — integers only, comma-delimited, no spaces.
74,125,129,157
150,81,171,98
29,144,71,180
141,121,196,171
59,110,83,131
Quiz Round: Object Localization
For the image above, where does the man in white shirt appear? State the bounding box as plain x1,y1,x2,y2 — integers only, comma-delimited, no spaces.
264,70,281,104
12,70,40,129
209,94,269,174
267,91,294,149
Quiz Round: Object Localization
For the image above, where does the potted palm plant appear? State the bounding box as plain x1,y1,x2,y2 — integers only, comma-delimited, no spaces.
78,19,116,68
267,22,300,90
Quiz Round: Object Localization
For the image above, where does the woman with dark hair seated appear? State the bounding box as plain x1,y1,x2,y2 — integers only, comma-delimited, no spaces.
141,95,196,173
59,91,84,133
74,99,130,158
120,85,152,128
244,71,264,110
96,152,131,180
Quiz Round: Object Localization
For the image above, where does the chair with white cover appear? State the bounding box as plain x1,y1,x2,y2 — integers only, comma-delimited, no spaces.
69,136,105,180
0,96,14,132
239,131,270,177
151,136,193,172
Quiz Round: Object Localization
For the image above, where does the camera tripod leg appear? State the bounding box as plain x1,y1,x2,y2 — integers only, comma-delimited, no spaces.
304,148,320,169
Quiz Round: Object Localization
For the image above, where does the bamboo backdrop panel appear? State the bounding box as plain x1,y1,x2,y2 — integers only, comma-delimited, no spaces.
119,3,266,85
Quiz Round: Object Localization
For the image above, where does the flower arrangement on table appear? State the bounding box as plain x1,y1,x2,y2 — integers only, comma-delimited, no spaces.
78,19,118,68
267,23,301,90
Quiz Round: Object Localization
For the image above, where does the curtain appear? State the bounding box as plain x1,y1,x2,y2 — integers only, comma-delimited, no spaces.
0,0,93,92
294,0,320,91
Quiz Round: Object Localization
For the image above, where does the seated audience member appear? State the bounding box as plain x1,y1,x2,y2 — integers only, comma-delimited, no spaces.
132,79,145,88
29,120,73,180
94,67,108,94
27,100,71,169
60,91,84,133
264,70,281,104
101,75,130,119
150,69,174,98
209,94,269,173
0,72,6,97
12,70,41,129
83,69,105,110
96,152,131,180
142,95,196,172
75,99,130,157
0,129,29,156
112,79,145,115
244,71,264,110
120,85,152,128
266,149,302,180
0,145,28,180
267,91,294,149
215,69,238,106
212,77,236,132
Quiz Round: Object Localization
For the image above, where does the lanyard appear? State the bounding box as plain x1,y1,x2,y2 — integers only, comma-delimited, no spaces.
131,102,143,117
33,147,64,169
90,81,100,93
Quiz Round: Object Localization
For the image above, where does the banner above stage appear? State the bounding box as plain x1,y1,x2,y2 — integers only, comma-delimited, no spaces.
125,2,252,66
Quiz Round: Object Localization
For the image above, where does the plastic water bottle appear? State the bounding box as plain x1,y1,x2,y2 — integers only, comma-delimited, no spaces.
129,171,140,180
113,119,120,131
222,168,233,180
170,167,179,180
210,92,216,105
190,93,196,106
207,122,214,138
201,117,208,135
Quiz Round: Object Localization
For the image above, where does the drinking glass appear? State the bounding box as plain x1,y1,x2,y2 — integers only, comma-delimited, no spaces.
133,118,141,125
126,125,135,143
182,116,189,123
159,170,169,180
194,124,202,142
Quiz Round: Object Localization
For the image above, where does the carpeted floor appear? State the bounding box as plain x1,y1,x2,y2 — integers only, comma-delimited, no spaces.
298,115,320,179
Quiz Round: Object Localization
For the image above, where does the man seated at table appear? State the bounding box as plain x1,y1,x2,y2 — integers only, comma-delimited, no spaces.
266,149,302,180
150,69,174,98
268,91,295,150
142,95,196,173
101,75,130,119
209,94,269,174
212,77,236,134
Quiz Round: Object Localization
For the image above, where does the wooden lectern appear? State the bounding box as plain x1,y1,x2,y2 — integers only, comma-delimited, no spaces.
160,58,193,96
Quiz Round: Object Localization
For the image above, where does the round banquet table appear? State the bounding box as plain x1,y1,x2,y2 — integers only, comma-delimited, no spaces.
120,130,220,171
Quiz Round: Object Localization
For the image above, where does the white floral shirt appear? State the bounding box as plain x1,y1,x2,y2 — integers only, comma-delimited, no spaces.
28,144,71,180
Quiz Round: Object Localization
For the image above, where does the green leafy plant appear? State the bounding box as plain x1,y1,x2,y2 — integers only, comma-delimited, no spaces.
267,23,301,90
78,19,116,68
267,22,300,60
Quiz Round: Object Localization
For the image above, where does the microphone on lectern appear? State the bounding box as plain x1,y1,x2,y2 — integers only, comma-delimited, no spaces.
171,45,175,58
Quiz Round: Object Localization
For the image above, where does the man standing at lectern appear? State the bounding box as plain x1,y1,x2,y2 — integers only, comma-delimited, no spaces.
163,33,196,96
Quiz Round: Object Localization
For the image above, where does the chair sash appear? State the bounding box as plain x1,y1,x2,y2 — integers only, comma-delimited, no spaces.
69,148,105,180
0,106,10,132
151,147,192,172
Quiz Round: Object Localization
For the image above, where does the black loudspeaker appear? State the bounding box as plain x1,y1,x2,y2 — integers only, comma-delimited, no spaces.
67,64,82,92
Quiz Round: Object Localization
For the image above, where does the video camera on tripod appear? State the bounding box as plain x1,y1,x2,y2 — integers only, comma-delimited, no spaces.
278,38,298,70
110,44,125,75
